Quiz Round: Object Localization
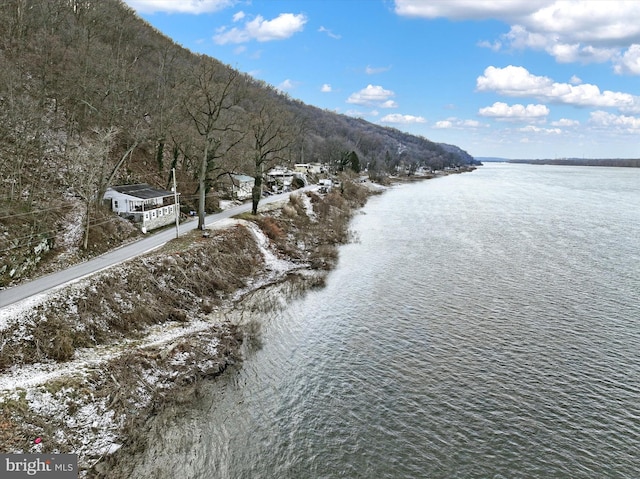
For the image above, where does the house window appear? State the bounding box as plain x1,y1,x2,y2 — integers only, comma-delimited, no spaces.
151,210,156,219
144,212,149,220
164,207,169,215
158,208,163,217
114,200,119,209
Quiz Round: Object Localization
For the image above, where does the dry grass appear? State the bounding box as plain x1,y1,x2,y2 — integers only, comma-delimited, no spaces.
0,177,377,475
0,225,263,370
0,180,373,370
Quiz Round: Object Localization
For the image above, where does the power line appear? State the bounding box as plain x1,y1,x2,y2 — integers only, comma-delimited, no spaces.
0,203,73,221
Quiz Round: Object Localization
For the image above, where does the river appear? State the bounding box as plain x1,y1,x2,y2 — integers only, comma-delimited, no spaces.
123,163,640,479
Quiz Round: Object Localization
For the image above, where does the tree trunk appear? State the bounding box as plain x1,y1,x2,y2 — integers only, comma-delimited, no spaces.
83,200,90,250
251,174,262,215
198,138,209,230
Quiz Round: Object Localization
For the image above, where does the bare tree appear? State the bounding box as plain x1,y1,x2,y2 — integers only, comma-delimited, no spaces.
247,100,301,215
183,58,243,229
64,127,118,249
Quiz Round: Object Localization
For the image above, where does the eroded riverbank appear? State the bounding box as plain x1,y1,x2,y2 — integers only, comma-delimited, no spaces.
0,181,377,477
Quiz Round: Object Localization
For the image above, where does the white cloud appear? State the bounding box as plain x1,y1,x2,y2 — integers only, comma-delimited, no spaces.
477,66,552,96
214,13,307,44
477,39,502,52
394,1,640,72
278,79,296,91
478,101,549,120
461,119,483,128
347,85,396,107
380,114,426,124
570,75,582,85
435,120,453,129
321,84,332,92
589,111,640,131
434,118,485,129
365,65,391,74
346,109,381,118
232,11,245,22
125,0,235,14
551,118,580,127
518,125,562,134
477,66,640,112
394,0,540,21
614,44,640,75
318,26,341,39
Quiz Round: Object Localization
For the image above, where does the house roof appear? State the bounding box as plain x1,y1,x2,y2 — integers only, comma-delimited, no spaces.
109,183,175,199
231,174,254,182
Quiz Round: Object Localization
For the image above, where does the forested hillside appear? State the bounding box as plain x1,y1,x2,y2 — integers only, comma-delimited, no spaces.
0,0,475,285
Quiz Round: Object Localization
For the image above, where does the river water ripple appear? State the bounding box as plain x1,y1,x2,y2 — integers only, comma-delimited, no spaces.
126,163,640,479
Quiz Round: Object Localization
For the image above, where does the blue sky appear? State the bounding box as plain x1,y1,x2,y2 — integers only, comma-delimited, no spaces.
123,0,640,159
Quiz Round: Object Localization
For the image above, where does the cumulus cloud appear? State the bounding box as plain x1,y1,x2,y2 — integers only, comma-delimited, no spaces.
394,1,640,71
125,0,235,14
614,45,640,75
321,84,332,92
214,13,307,44
589,111,640,131
477,66,640,112
379,114,426,124
478,101,549,120
347,85,396,107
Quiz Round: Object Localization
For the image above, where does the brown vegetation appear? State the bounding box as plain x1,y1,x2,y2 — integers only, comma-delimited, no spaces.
0,183,374,474
0,225,263,371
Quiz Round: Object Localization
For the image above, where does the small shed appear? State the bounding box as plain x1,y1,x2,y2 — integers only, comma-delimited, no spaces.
103,183,179,232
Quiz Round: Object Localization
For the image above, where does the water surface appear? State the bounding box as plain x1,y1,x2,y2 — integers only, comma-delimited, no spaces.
128,163,640,479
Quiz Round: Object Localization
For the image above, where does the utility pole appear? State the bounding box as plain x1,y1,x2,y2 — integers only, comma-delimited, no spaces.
172,168,180,239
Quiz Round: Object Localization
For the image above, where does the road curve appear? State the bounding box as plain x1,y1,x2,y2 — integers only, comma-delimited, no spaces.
0,190,306,311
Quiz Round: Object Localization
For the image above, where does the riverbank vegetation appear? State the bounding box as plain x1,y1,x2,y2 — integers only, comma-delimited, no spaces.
0,180,378,477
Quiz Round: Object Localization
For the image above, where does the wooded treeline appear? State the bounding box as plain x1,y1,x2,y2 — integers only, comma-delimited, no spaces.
0,0,474,282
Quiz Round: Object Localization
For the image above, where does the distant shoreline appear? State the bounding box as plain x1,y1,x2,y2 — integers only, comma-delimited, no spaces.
478,158,640,168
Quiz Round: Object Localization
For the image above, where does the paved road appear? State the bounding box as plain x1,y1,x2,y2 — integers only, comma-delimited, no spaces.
0,191,305,310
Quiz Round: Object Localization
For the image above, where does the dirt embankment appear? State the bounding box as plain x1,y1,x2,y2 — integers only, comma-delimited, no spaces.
0,182,375,478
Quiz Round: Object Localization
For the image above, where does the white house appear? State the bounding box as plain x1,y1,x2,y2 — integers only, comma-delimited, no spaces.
294,163,326,174
266,167,294,192
230,174,255,200
103,183,179,232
